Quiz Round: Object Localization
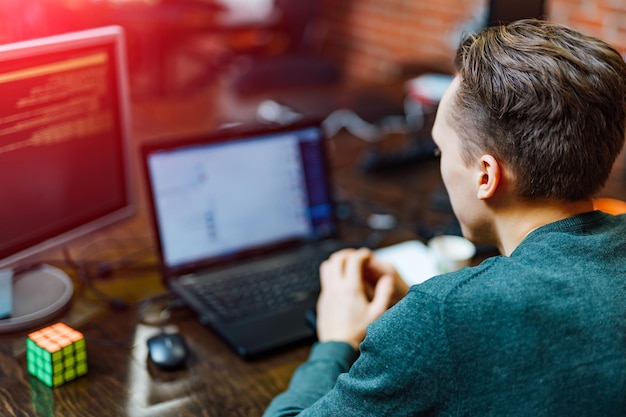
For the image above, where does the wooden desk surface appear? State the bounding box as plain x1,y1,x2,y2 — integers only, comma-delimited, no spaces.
1,80,624,417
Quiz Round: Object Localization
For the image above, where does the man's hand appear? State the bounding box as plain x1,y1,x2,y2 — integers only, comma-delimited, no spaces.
316,248,410,350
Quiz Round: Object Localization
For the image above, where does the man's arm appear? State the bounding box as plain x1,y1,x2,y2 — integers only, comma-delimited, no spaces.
262,341,358,416
263,287,454,416
263,248,409,416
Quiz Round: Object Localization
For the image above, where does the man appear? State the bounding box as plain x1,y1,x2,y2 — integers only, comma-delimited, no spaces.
264,19,626,416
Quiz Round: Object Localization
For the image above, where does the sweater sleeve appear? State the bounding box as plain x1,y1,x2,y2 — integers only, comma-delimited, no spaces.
263,287,455,416
263,342,359,417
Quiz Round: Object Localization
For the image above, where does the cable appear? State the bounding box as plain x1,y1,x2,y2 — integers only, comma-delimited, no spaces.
74,236,157,277
80,292,185,350
321,109,410,143
137,292,186,328
62,247,130,310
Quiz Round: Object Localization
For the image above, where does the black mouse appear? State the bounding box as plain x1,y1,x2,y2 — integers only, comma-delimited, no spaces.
146,332,190,370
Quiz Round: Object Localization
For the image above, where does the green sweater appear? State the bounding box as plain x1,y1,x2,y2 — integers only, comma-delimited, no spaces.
264,211,626,416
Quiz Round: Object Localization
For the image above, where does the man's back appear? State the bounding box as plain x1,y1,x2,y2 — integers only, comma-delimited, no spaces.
265,211,626,416
387,211,626,415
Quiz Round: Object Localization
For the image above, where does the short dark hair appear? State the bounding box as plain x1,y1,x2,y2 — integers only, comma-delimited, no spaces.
451,19,626,201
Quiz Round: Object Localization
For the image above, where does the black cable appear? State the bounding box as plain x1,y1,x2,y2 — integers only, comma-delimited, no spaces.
74,236,157,279
51,236,163,311
81,292,185,349
62,247,130,310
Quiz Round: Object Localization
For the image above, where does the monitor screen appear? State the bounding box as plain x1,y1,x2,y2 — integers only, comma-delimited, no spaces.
144,125,336,271
0,26,134,269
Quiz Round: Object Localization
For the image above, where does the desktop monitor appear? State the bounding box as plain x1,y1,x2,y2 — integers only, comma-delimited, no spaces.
0,26,134,331
0,26,135,332
0,26,135,333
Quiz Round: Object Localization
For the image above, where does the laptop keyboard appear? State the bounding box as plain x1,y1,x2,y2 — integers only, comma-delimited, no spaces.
185,256,324,321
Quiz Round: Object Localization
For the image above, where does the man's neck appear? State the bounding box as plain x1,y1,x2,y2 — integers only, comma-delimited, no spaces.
494,199,595,256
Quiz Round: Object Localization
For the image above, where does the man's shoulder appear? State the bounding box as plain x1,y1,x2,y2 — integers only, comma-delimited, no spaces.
410,211,626,299
403,253,551,321
407,256,504,301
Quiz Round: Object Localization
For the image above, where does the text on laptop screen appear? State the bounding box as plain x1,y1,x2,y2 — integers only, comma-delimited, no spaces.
147,126,335,268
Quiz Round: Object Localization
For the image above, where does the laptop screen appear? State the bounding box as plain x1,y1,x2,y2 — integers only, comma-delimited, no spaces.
144,125,337,271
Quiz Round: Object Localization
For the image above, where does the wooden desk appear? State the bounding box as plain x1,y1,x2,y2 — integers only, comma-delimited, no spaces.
0,81,448,417
2,81,623,417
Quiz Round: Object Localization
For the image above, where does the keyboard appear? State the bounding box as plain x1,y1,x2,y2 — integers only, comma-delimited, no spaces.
180,256,325,322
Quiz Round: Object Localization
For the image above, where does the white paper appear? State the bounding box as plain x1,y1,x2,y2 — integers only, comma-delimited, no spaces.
374,240,439,286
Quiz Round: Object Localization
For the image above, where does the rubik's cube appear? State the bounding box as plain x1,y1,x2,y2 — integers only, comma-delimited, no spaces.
26,322,88,387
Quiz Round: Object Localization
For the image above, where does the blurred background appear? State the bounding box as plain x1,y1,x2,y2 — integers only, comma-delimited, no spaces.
0,0,624,100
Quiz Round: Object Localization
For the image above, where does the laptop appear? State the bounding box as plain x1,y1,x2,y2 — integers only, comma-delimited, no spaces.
141,122,345,359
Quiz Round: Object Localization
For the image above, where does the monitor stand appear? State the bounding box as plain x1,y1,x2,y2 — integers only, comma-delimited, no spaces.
0,264,73,334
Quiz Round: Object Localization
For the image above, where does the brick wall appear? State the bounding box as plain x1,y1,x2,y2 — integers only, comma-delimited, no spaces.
549,0,626,55
319,0,626,83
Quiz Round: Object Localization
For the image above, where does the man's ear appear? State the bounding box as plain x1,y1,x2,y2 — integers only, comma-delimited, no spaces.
476,155,500,200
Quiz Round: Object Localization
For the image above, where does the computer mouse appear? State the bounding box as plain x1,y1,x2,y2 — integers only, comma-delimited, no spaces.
146,332,190,370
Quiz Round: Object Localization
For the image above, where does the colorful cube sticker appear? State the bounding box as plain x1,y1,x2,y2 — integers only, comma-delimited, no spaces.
26,323,87,387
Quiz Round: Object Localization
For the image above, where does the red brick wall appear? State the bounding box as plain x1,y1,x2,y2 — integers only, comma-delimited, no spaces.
319,0,626,83
549,0,626,55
